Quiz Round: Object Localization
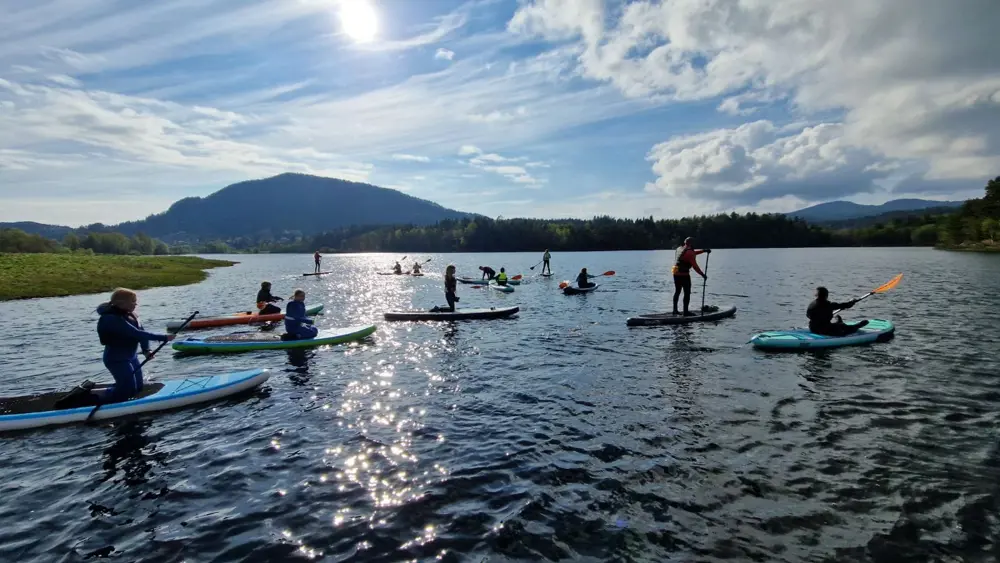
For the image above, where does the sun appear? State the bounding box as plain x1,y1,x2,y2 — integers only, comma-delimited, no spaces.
339,0,378,43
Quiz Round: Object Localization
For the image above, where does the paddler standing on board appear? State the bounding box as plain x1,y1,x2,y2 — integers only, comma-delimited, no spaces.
313,250,322,274
672,237,710,316
541,249,552,275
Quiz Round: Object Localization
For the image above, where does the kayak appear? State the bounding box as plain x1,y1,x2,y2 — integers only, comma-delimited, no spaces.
491,284,515,293
384,306,520,322
0,368,270,432
173,325,376,354
303,272,332,276
377,272,422,276
563,284,599,295
167,304,324,332
750,319,895,350
626,305,737,326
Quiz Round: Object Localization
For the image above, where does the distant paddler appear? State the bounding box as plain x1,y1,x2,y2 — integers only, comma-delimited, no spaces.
542,249,551,274
672,237,711,316
313,250,322,274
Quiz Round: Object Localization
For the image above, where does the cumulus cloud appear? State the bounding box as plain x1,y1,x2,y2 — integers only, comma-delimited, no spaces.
645,120,895,205
391,153,430,162
510,0,1000,202
434,48,455,61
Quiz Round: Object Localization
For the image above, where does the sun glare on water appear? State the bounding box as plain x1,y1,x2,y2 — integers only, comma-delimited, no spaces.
339,0,378,43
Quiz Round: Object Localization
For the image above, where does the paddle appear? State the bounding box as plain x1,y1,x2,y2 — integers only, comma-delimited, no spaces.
833,273,903,315
529,259,543,271
559,271,615,289
85,311,198,423
700,252,710,315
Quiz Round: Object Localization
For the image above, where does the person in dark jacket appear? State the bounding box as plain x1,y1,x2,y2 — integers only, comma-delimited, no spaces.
432,265,460,312
807,286,869,336
284,289,318,340
479,266,496,281
256,281,283,315
576,268,595,288
96,288,173,403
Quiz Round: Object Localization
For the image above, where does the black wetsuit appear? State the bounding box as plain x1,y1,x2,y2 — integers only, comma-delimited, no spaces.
256,288,282,315
444,275,458,311
576,273,594,288
481,267,496,281
807,298,867,336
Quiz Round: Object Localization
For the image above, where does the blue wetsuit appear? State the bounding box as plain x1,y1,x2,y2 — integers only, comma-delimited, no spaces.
284,300,318,340
96,304,169,403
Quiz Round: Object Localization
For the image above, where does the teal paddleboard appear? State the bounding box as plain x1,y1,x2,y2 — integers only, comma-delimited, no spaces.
173,325,376,354
750,319,894,350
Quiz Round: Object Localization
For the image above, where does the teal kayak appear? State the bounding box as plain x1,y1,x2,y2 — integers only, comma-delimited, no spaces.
750,319,895,350
0,369,270,432
173,325,376,354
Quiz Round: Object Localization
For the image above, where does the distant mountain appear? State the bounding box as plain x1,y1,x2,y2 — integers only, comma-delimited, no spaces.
0,221,75,239
788,198,964,222
819,206,959,229
2,173,475,244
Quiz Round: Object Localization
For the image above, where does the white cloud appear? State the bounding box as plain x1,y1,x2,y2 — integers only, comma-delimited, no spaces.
511,0,1000,201
434,48,455,61
458,145,482,156
461,147,543,186
391,153,431,163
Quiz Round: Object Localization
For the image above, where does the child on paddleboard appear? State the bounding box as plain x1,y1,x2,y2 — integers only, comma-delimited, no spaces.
284,289,318,340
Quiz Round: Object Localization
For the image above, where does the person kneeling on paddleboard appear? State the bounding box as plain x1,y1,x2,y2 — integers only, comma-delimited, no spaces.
256,281,283,315
284,289,318,340
576,268,596,288
807,287,869,336
412,261,422,274
393,262,403,275
496,268,509,286
96,288,174,403
479,266,496,281
673,237,710,316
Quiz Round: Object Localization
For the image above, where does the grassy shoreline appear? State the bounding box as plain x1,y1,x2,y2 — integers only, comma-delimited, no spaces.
0,254,237,301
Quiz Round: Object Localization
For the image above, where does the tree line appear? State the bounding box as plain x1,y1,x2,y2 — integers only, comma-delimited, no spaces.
0,228,218,255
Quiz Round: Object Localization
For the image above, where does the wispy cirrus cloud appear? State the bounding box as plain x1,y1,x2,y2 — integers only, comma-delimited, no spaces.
391,154,431,163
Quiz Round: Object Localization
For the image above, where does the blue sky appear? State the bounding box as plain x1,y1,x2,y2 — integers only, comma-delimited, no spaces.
1,0,998,226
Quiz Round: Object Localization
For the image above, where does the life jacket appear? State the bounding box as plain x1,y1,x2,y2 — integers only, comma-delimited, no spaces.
497,272,508,283
672,246,693,275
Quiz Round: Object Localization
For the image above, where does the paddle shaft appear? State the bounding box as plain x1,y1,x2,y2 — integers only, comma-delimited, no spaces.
700,253,710,315
86,311,199,423
529,259,543,270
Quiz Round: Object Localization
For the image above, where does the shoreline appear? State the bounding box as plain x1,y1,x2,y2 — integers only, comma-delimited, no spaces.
0,254,237,301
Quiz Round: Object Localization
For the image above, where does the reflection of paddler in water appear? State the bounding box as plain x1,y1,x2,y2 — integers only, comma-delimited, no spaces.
256,281,284,315
672,237,711,316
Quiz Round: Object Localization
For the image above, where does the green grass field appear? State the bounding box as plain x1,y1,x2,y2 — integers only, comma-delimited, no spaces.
0,254,236,301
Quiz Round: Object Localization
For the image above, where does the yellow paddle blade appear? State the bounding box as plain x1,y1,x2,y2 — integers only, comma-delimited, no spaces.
873,273,903,294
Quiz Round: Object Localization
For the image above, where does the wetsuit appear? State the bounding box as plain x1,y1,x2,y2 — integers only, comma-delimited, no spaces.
313,252,321,273
393,264,402,274
807,298,868,336
444,274,458,311
256,288,282,315
672,246,705,315
284,300,318,340
577,272,595,288
96,304,169,403
481,267,496,281
542,251,551,274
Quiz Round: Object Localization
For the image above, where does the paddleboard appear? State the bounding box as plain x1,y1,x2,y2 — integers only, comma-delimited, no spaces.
303,272,332,276
750,319,894,350
491,284,515,293
457,277,486,284
384,306,520,322
167,304,324,332
0,369,270,432
563,284,599,295
626,305,737,326
173,325,376,354
540,273,554,277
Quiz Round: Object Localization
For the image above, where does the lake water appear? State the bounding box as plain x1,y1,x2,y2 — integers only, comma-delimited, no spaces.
1,248,999,562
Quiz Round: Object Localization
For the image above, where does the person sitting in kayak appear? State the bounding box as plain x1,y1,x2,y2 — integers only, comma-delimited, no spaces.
576,268,596,289
496,268,509,286
479,266,496,281
412,261,422,275
284,289,318,340
393,262,403,275
313,251,322,274
807,287,869,336
256,281,283,315
542,249,551,275
96,288,174,404
672,237,710,316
